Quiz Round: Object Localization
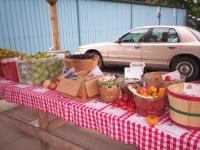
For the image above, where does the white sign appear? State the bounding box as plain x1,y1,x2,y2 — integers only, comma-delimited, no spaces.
125,67,143,80
0,80,12,84
183,83,200,97
156,122,188,138
33,88,49,93
102,106,127,116
15,84,30,88
126,114,148,125
84,100,108,110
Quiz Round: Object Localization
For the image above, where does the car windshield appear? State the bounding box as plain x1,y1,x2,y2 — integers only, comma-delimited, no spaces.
188,28,200,41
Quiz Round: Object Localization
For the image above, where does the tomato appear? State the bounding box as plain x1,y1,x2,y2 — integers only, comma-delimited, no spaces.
122,105,127,110
127,106,134,112
122,94,129,101
118,100,125,107
118,95,123,101
165,75,171,81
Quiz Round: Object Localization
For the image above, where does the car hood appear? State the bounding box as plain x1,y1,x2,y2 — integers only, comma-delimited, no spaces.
78,42,113,49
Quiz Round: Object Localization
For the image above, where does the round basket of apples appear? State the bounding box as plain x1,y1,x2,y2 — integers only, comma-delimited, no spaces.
128,84,167,116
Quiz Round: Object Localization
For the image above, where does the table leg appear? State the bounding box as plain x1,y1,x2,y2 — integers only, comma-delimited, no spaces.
38,111,49,150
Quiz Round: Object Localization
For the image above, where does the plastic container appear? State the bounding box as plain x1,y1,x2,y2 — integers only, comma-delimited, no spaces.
16,56,64,85
98,77,122,102
168,83,200,130
1,58,19,82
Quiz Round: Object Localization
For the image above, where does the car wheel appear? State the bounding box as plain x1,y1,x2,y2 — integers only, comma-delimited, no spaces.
171,57,199,81
86,52,104,69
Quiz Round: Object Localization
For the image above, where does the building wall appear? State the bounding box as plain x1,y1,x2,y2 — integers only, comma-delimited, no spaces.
0,0,53,54
0,0,186,54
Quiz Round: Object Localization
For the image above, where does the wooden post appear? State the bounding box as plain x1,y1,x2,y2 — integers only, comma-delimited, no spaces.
38,111,49,150
48,0,60,50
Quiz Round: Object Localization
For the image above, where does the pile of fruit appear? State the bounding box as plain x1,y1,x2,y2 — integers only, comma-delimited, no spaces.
136,85,167,99
17,52,64,85
112,94,135,112
99,75,122,102
43,77,61,90
19,52,51,61
0,48,20,59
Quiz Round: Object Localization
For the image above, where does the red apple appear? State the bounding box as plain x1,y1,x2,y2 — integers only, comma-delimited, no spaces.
43,80,51,88
49,82,57,90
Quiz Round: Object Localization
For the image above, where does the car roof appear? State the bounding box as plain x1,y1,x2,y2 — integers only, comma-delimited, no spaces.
131,25,187,30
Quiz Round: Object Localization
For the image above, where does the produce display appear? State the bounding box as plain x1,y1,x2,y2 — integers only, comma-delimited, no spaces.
43,77,61,90
0,48,20,59
98,75,122,102
144,71,185,88
146,115,159,126
112,94,135,112
16,52,64,85
136,85,167,99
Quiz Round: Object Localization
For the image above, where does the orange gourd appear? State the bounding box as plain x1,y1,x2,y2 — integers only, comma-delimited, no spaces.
146,115,159,126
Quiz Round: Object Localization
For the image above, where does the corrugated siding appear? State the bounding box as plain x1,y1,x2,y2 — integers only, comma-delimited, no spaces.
132,4,159,28
0,0,52,54
56,0,79,54
160,7,176,25
78,0,131,45
177,9,187,25
0,0,187,54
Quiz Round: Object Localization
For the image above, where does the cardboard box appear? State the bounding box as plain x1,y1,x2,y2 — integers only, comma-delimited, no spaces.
56,70,101,102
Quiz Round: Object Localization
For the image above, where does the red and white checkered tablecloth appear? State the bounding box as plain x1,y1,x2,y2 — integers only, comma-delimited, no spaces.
0,79,200,150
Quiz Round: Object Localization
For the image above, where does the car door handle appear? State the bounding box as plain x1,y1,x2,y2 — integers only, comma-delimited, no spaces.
168,46,176,49
135,45,141,49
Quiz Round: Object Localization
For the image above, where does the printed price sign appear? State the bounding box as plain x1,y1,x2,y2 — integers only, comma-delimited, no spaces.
126,114,148,125
156,122,188,138
0,80,12,84
33,88,49,93
15,84,31,88
84,100,108,110
102,106,127,116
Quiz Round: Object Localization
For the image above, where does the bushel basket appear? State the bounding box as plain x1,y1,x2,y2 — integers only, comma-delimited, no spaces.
143,71,185,88
168,83,200,130
65,54,98,72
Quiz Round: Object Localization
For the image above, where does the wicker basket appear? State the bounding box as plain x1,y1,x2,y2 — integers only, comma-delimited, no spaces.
135,95,166,117
168,83,200,130
98,78,122,102
143,71,185,88
65,54,98,72
128,85,166,116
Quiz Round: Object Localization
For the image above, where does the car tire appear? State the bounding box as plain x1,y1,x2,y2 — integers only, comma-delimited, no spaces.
171,57,199,81
86,52,104,69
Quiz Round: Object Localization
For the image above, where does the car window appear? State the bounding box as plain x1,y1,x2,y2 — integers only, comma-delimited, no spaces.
168,28,179,43
149,28,169,42
188,28,200,41
120,28,148,43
